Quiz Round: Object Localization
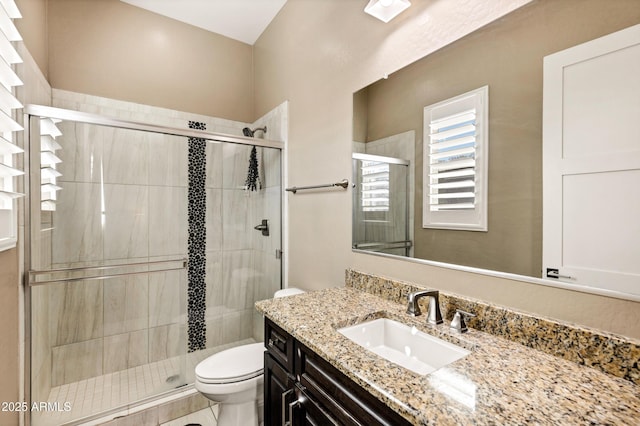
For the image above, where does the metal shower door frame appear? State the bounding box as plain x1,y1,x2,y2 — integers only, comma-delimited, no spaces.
22,104,285,425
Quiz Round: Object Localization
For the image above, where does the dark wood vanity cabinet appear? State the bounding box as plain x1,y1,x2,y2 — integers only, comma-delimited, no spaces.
264,318,411,426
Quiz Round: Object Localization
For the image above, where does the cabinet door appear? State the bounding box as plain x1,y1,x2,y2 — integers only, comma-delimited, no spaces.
265,352,295,426
296,342,411,426
292,386,340,426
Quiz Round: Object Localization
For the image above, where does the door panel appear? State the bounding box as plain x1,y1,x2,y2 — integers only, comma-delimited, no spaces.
543,24,640,295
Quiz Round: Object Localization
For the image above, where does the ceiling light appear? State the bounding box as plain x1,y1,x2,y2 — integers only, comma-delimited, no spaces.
364,0,411,23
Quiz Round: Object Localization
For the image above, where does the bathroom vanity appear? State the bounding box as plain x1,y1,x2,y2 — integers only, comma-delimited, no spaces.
264,317,411,425
256,281,640,425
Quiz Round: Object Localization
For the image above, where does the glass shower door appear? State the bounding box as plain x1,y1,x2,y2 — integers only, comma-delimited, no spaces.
352,153,411,256
27,113,190,425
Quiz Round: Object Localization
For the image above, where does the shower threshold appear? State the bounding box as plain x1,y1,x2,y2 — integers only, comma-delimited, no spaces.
31,339,256,426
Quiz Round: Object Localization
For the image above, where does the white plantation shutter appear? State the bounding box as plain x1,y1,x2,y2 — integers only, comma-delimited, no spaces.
0,0,23,251
40,118,62,211
423,86,488,231
360,159,390,212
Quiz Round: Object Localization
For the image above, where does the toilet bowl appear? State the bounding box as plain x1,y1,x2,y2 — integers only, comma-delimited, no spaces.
194,287,304,426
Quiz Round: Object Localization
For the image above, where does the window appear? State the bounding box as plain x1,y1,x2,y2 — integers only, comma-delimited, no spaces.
423,86,488,231
360,158,390,213
40,118,62,211
0,0,23,251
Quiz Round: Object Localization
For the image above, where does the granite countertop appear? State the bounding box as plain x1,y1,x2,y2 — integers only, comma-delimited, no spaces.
256,287,640,425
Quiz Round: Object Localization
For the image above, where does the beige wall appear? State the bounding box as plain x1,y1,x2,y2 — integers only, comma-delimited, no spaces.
15,0,48,79
0,249,19,426
255,0,640,339
357,0,640,277
47,0,254,122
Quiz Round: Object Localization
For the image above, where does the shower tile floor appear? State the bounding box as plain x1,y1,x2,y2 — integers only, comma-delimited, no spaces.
32,339,255,426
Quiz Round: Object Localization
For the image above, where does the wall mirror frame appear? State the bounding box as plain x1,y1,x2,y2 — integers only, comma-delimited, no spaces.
351,0,640,302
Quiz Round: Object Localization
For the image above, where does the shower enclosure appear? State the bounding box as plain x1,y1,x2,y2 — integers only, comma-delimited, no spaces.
352,153,411,256
24,105,283,425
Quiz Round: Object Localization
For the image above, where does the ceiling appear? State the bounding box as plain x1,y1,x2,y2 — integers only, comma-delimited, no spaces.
120,0,288,45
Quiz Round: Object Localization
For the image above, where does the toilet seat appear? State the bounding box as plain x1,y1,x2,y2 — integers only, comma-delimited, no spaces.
195,342,265,385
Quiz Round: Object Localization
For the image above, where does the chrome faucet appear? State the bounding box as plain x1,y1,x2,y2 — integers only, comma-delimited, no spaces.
406,290,443,325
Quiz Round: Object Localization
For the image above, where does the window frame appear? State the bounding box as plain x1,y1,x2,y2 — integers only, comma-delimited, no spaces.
0,0,23,252
422,86,489,232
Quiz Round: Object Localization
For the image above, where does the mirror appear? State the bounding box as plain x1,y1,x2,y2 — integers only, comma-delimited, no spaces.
352,0,640,279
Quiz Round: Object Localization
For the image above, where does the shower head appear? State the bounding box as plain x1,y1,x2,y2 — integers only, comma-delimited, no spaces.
242,126,267,137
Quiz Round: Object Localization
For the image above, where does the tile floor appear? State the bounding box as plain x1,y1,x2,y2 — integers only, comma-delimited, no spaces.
31,339,254,426
161,406,218,426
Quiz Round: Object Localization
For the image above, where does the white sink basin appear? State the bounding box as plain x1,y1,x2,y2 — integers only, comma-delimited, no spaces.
338,318,470,375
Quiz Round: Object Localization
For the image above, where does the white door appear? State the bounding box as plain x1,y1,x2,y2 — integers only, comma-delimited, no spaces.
543,24,640,296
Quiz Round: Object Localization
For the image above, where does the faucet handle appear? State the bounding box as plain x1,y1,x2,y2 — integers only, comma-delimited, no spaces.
406,290,424,316
450,309,476,333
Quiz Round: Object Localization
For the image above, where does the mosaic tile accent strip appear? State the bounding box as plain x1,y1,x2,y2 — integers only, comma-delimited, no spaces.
345,269,640,385
187,121,207,352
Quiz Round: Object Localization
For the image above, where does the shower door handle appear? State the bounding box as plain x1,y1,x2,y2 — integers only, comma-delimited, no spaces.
254,219,270,236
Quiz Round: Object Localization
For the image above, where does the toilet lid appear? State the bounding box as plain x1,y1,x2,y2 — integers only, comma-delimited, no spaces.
274,288,305,298
195,342,265,384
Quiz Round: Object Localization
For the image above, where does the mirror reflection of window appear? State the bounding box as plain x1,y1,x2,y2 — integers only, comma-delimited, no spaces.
423,86,488,232
361,159,390,214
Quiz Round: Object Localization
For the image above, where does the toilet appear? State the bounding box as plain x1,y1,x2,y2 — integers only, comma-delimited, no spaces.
195,287,305,426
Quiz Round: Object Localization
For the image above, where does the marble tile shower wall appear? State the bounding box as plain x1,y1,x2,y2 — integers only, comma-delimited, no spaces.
34,90,284,389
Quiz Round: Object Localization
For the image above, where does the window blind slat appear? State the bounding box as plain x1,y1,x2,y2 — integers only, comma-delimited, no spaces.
362,171,389,179
0,5,20,41
429,109,476,131
430,123,475,141
430,158,475,172
0,108,21,132
0,161,22,177
362,180,389,189
0,189,23,200
430,146,475,161
363,189,390,195
430,203,475,211
41,183,61,191
41,135,62,151
0,55,21,90
430,192,475,199
41,151,62,165
0,29,20,64
41,200,56,211
0,0,21,19
0,135,20,154
41,167,62,179
0,81,21,111
430,180,475,190
40,118,62,137
429,135,475,151
429,168,475,180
